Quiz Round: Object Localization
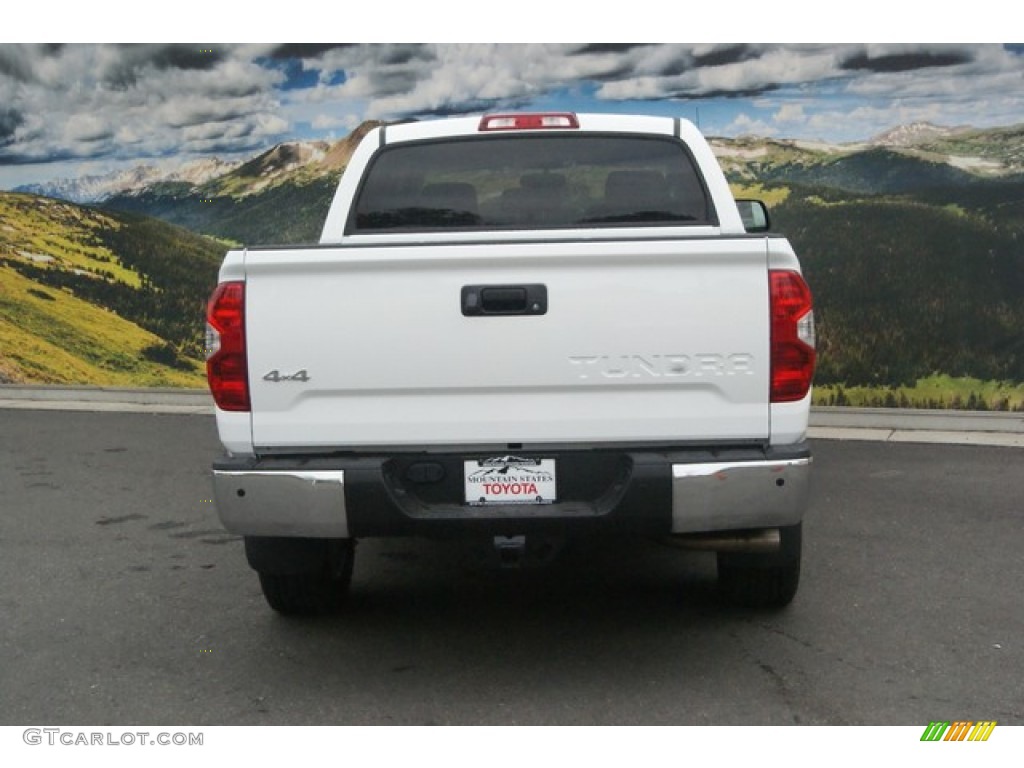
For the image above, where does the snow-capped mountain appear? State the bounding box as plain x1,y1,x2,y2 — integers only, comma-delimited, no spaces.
14,122,384,205
15,157,243,204
163,157,241,186
868,122,963,148
16,166,162,204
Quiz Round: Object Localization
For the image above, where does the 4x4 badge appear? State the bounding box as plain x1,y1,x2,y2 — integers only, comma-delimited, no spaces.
262,369,310,383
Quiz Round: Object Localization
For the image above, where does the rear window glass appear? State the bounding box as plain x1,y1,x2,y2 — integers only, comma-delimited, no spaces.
349,134,713,233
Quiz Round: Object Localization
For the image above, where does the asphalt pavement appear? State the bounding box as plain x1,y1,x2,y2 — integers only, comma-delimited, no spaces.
1,400,1021,725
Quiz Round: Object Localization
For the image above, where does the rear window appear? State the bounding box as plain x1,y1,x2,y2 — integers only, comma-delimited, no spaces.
349,134,713,233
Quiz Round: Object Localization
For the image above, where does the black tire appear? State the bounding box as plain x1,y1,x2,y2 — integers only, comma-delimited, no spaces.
255,539,355,616
716,523,801,609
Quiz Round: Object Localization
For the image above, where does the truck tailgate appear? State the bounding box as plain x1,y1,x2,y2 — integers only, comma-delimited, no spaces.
243,238,770,449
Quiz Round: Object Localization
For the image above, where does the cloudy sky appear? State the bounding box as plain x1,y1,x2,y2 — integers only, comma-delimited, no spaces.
1,42,1022,189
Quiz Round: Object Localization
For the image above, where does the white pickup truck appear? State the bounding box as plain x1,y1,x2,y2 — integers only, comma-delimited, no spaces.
205,112,815,615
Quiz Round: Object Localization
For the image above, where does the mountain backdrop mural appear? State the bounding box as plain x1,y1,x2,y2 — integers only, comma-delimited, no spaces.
1,45,1023,408
2,118,1023,407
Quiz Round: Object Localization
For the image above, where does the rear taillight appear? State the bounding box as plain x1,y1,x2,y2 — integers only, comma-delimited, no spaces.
478,113,579,131
769,270,816,403
205,280,249,411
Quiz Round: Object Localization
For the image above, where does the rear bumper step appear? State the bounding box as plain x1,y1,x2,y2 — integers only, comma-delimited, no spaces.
212,444,810,540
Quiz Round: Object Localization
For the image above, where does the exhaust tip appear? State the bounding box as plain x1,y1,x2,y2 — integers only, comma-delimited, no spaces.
664,528,781,554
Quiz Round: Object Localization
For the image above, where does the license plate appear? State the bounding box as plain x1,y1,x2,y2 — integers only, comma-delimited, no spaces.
464,457,557,506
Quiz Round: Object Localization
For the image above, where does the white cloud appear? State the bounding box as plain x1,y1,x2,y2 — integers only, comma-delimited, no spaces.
726,113,776,137
774,104,806,124
0,44,289,165
1,43,1023,187
311,113,360,131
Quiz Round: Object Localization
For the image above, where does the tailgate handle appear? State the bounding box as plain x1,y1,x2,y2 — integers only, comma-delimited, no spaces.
462,284,547,316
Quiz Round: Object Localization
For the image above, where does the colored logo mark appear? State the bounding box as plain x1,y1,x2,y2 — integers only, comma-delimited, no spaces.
921,721,997,742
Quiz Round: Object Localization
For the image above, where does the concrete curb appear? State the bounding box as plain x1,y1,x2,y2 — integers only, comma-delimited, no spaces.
808,406,1024,447
0,385,212,415
811,405,1024,434
2,385,1023,447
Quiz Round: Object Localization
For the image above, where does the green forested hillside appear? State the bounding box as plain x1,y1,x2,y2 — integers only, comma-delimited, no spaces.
102,127,381,246
771,187,1024,388
107,173,341,246
0,192,222,385
719,126,1024,408
917,124,1024,171
757,148,979,194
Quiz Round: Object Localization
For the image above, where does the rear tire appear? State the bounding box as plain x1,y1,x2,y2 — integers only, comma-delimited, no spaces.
249,538,355,616
716,523,801,609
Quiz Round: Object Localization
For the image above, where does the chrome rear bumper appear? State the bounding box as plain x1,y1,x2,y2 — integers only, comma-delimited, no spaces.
213,446,810,539
670,456,811,533
213,469,349,537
